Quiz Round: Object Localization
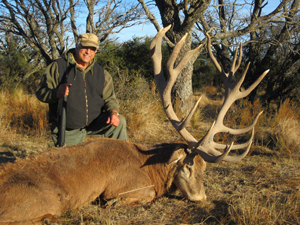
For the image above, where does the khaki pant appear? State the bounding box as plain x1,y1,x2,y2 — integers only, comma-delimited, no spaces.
51,113,127,146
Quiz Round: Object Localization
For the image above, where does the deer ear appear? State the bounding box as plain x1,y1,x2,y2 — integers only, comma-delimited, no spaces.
168,148,186,164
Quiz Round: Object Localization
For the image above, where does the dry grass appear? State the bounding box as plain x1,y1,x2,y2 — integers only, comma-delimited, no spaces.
273,99,300,155
114,73,181,145
0,89,49,135
0,84,300,224
0,89,51,162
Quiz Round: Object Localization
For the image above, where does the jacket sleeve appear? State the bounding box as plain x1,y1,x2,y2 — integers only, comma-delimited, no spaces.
102,70,120,113
35,61,60,103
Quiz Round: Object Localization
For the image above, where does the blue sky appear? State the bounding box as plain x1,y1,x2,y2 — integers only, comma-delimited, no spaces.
117,0,282,42
117,22,158,42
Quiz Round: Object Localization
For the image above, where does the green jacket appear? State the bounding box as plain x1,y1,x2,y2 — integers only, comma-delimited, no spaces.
36,49,120,128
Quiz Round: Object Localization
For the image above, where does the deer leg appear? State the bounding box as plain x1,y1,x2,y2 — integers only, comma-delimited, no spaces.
117,186,156,204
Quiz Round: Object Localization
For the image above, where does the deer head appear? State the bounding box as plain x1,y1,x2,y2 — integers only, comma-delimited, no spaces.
150,25,269,164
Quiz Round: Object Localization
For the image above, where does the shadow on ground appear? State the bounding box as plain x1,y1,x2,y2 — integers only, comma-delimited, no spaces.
0,144,29,164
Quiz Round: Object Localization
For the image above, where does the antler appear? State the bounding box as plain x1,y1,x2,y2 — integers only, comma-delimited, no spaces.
149,25,269,163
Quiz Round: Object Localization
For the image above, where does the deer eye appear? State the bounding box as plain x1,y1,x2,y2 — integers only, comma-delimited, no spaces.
184,165,193,177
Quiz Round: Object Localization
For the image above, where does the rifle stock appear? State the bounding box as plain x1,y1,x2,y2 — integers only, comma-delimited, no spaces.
57,54,70,147
57,96,67,147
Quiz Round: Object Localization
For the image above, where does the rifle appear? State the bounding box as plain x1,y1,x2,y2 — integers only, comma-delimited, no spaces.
57,54,70,147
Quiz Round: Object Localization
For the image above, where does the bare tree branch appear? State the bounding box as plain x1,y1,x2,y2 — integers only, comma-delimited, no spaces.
0,0,144,65
140,0,300,111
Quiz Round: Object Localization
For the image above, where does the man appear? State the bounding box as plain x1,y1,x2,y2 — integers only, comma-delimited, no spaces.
36,33,127,146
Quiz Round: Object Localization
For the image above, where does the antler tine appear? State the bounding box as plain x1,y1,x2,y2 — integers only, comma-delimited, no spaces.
149,25,171,93
165,33,188,92
165,38,203,131
165,35,203,97
236,43,243,72
224,111,264,137
150,25,204,147
230,43,243,75
212,126,256,150
192,142,233,163
242,69,270,97
151,27,268,163
196,110,260,148
194,127,255,163
192,34,269,163
206,33,222,73
178,96,202,131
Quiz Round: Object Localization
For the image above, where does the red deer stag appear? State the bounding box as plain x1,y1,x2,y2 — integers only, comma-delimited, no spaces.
0,25,269,224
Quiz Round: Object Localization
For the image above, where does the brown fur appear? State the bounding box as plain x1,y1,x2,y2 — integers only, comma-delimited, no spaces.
0,138,206,224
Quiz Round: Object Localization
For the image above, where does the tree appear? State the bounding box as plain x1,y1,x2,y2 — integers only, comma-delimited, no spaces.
247,1,300,104
139,0,300,111
139,0,211,113
0,32,43,91
96,36,169,81
0,0,144,66
195,0,300,105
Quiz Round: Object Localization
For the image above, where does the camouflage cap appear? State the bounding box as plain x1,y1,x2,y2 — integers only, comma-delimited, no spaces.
78,33,99,49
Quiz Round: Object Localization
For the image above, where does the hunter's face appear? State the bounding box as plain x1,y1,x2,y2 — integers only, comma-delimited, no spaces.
75,45,96,68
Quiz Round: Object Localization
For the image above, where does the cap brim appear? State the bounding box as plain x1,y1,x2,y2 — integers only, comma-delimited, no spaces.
80,42,98,48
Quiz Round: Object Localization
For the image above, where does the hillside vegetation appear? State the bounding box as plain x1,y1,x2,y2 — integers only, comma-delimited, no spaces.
0,75,299,224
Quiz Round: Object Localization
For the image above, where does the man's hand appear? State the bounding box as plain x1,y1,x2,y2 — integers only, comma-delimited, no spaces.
106,110,120,127
56,83,72,99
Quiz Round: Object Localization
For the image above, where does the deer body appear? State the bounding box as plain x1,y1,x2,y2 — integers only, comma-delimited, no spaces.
0,138,206,224
0,26,268,224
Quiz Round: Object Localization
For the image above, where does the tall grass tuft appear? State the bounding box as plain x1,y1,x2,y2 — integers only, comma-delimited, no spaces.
114,70,179,144
272,99,300,155
0,89,49,136
0,89,51,155
228,185,300,224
